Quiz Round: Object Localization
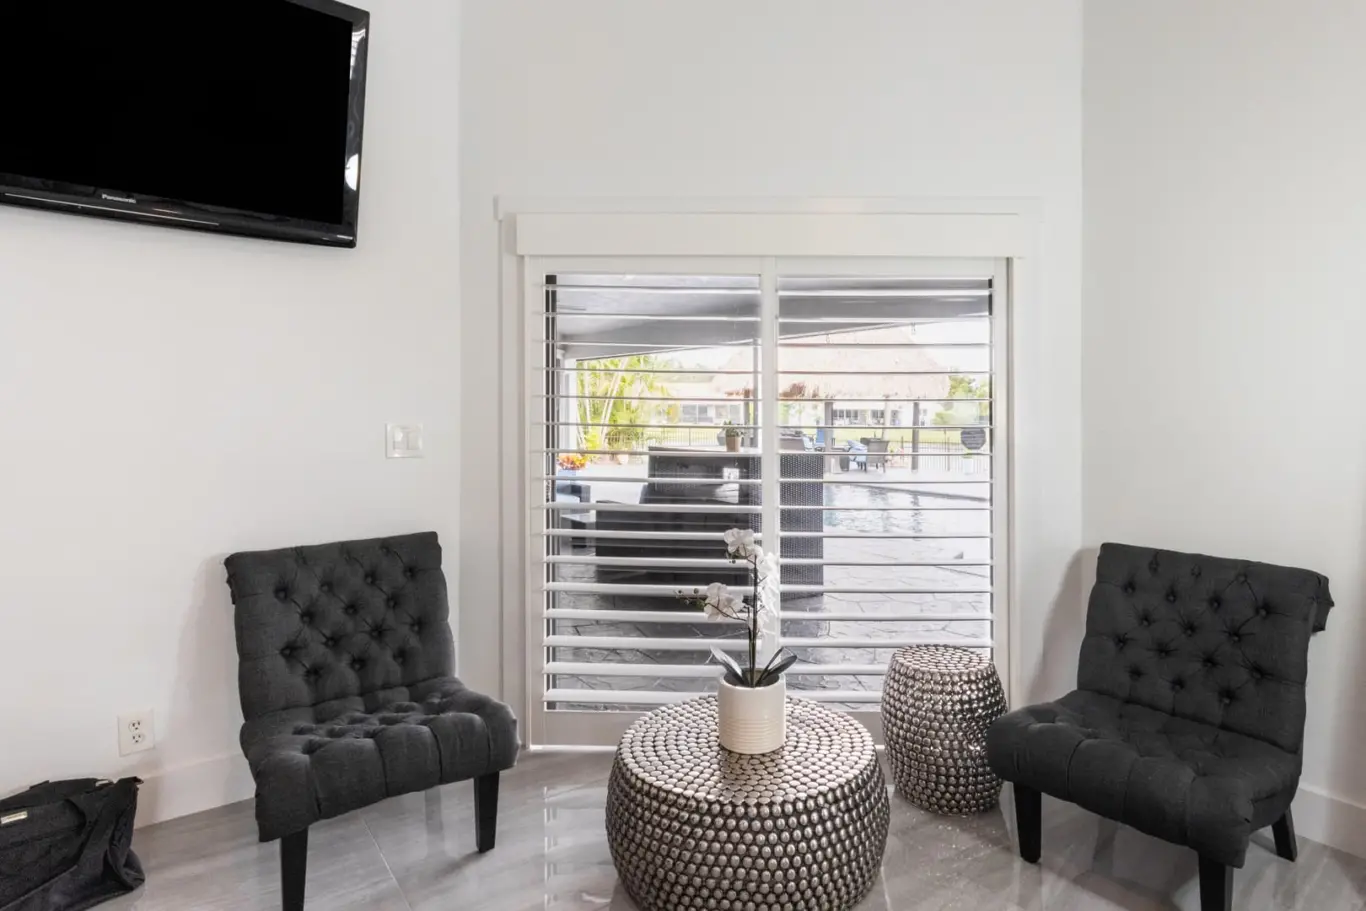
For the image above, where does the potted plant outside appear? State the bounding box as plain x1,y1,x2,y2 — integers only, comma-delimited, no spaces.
723,422,743,452
557,453,587,476
681,529,794,754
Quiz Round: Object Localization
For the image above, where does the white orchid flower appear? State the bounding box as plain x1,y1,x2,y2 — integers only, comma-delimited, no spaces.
758,552,780,580
722,528,757,558
701,582,730,620
677,528,790,689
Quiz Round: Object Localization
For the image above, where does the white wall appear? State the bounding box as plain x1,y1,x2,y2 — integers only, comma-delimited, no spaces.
1085,1,1366,856
461,1,1085,714
0,0,462,826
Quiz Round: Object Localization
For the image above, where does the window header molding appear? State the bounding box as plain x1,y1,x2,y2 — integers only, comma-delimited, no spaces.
499,197,1039,259
496,196,1041,220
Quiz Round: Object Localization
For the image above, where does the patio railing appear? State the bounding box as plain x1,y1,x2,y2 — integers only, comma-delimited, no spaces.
580,426,988,476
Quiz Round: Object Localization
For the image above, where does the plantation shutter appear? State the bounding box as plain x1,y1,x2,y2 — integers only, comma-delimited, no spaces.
531,267,1000,728
774,275,996,709
537,273,766,711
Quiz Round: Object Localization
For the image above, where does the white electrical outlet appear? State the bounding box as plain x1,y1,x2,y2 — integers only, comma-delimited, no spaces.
118,710,155,756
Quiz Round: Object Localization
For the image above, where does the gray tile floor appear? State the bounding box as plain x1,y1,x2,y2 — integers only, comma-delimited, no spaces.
108,752,1366,910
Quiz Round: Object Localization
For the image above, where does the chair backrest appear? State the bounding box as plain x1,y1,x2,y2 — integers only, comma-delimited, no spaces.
225,532,454,723
1078,543,1333,754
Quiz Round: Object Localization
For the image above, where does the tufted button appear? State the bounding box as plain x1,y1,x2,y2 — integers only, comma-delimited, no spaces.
1114,635,1126,649
1157,645,1172,658
300,611,314,625
1251,668,1264,681
1166,591,1178,603
1230,633,1242,643
344,605,358,616
1128,667,1142,680
323,636,336,647
1235,574,1246,583
386,598,396,609
305,667,320,681
280,645,294,658
411,621,423,633
1183,625,1196,637
320,582,332,593
1149,559,1159,573
351,659,365,671
364,574,375,585
1172,679,1184,691
1221,693,1233,705
275,587,289,601
1124,582,1136,594
394,651,406,665
404,568,415,579
1202,657,1216,669
1191,566,1202,578
1257,606,1268,617
1209,596,1221,609
370,628,383,640
1140,616,1152,627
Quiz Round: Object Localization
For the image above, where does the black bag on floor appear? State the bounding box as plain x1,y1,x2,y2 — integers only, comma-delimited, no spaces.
0,778,144,910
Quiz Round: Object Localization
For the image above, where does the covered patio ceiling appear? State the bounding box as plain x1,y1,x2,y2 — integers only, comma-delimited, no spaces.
549,274,990,360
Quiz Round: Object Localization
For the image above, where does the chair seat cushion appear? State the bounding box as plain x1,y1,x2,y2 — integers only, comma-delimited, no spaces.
241,677,517,841
987,690,1300,866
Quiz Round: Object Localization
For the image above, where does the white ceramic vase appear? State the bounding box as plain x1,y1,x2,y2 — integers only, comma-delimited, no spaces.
717,676,787,754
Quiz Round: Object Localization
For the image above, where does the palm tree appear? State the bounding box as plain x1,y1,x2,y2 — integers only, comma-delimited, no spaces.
576,355,673,453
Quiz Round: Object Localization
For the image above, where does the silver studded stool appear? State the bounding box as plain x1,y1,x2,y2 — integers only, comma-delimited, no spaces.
607,697,889,911
882,645,1007,815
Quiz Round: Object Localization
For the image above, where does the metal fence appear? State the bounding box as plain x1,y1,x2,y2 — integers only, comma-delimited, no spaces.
579,426,989,476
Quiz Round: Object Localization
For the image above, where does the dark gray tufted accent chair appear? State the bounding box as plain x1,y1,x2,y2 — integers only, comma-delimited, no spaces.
987,543,1333,911
225,532,518,911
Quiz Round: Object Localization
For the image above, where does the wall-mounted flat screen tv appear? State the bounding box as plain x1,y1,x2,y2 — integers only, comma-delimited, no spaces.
0,0,369,248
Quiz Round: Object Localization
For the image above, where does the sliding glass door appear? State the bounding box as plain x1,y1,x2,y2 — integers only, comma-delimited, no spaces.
526,258,1006,745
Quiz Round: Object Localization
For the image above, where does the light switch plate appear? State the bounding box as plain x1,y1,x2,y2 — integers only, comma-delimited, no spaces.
386,423,425,459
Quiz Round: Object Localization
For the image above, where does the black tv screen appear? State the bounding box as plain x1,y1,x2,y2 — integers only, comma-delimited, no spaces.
0,0,369,247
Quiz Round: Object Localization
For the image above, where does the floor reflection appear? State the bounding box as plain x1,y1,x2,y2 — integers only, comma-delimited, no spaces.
106,752,1366,911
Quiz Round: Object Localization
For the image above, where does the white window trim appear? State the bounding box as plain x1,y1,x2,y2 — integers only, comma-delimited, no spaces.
497,198,1038,748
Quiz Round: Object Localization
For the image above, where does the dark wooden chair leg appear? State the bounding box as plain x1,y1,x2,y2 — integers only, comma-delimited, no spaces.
1198,855,1232,911
1013,784,1041,864
1272,808,1298,862
280,828,308,911
474,773,500,853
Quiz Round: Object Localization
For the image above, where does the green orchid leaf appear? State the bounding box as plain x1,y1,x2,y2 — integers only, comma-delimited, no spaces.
710,647,746,683
755,649,797,688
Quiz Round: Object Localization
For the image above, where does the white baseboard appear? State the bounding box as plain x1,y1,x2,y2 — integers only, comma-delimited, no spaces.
134,752,254,829
1293,783,1366,860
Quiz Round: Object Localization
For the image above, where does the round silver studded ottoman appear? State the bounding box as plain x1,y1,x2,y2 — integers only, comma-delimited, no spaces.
606,697,889,911
881,645,1007,815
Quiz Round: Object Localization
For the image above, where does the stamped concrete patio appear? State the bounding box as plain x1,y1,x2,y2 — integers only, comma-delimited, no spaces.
548,469,992,711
